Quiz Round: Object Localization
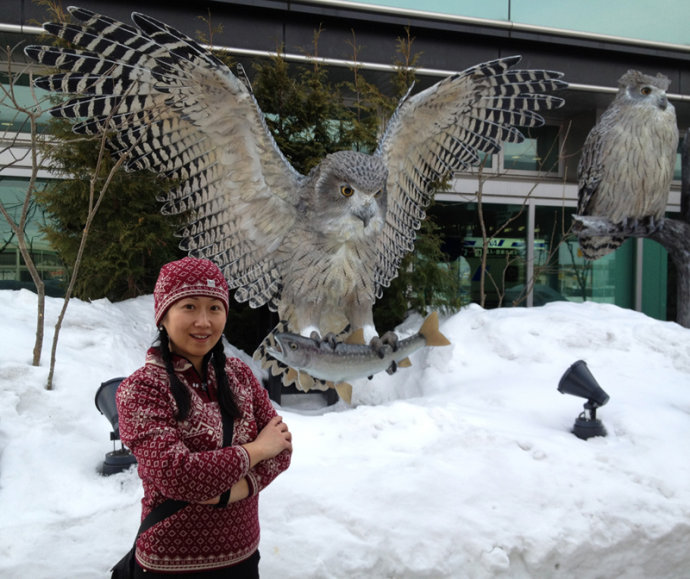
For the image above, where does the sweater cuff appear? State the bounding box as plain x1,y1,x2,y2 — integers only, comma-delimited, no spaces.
236,445,255,494
245,471,259,497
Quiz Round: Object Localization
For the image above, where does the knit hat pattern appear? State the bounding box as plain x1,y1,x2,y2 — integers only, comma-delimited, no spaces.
154,257,229,326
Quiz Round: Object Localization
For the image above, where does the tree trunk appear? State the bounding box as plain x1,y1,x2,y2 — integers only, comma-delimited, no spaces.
651,219,690,327
679,128,690,327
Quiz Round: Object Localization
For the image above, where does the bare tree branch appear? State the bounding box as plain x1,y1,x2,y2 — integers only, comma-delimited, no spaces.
0,44,52,366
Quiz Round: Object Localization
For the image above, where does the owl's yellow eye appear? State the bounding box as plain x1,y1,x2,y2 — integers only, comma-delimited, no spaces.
374,189,383,198
640,86,652,96
341,185,354,197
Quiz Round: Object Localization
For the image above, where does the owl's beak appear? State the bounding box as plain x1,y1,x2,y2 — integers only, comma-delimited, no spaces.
658,95,669,110
353,201,376,228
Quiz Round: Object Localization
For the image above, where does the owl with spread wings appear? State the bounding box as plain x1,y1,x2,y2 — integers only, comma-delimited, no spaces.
26,7,566,389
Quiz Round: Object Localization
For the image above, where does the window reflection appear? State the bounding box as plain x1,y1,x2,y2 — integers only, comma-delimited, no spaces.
502,126,560,174
0,76,53,134
0,178,65,293
428,201,670,320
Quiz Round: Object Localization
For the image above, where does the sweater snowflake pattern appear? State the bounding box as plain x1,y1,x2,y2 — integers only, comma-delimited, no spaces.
117,348,291,573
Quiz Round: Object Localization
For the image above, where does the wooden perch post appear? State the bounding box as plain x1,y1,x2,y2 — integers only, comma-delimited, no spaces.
574,129,690,328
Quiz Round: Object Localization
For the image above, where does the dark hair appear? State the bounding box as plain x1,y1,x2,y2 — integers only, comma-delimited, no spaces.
158,329,242,421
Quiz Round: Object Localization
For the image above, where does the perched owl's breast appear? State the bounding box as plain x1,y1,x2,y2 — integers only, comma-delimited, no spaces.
592,105,677,222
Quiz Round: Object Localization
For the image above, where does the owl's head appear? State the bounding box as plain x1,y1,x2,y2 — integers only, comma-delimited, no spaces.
618,70,672,110
309,150,388,236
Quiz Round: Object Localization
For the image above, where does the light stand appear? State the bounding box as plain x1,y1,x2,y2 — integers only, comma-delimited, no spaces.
557,360,610,440
94,377,137,475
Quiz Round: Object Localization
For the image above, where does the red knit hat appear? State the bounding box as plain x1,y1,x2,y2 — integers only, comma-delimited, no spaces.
154,257,229,326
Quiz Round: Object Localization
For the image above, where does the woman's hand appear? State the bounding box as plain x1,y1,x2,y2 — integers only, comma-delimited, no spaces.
242,415,292,467
202,416,292,504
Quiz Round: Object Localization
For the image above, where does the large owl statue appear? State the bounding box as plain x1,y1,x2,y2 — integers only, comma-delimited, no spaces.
577,70,679,260
26,7,566,388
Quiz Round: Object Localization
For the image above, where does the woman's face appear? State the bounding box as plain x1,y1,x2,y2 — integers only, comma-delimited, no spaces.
161,296,227,372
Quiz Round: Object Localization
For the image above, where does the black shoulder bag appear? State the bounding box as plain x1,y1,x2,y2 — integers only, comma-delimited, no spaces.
111,408,235,578
110,498,187,578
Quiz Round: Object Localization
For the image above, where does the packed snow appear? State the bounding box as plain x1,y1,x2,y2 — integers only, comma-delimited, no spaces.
0,289,689,578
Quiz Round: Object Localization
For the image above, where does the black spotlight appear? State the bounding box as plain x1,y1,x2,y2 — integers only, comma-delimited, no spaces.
557,360,610,440
94,377,137,475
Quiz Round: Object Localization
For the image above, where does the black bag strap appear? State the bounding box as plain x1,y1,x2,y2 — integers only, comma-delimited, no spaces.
215,410,235,508
220,408,235,448
136,498,187,538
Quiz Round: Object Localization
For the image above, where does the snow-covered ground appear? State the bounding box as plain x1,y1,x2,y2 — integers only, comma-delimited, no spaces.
0,289,689,578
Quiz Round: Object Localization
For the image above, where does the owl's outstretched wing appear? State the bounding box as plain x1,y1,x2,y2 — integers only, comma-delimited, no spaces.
374,56,566,294
25,7,303,310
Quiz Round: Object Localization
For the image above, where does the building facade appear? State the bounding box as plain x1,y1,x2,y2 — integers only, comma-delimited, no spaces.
2,0,689,318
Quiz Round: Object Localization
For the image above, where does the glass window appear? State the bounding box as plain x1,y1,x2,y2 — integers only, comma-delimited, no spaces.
511,0,688,47
502,125,560,174
323,0,690,46
533,205,636,308
0,74,54,134
427,201,527,308
428,201,661,315
0,178,50,243
0,177,65,289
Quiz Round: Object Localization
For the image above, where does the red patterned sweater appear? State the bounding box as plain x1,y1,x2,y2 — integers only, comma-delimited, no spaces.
116,348,291,573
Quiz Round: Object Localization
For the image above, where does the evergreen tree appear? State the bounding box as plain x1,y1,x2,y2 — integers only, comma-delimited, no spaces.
252,38,350,173
36,119,185,301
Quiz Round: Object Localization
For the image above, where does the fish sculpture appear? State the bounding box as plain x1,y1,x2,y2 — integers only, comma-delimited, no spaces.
266,311,451,403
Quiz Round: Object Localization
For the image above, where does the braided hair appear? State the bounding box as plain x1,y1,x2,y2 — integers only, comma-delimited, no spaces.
157,329,241,421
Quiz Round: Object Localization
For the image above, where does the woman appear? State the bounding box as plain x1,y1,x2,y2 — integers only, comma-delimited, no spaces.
117,257,292,577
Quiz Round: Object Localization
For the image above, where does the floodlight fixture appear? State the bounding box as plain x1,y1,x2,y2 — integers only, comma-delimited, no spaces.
557,360,610,440
94,377,137,475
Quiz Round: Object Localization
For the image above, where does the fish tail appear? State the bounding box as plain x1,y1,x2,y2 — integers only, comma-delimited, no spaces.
419,311,451,347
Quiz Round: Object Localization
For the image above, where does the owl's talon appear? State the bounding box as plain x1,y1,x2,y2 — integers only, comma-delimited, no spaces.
368,336,385,359
321,333,339,350
645,215,664,233
379,331,399,352
369,331,398,359
623,216,639,231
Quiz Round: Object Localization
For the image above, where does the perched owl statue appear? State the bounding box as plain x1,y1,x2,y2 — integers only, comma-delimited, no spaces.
577,70,679,260
26,7,566,390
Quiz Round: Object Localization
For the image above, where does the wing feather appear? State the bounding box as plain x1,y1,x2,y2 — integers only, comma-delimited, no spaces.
25,7,303,310
577,123,607,215
374,56,566,293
